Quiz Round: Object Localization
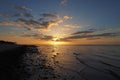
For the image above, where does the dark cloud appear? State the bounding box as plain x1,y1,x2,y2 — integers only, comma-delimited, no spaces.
0,17,60,30
0,6,65,31
35,19,61,30
24,26,32,30
13,13,23,17
16,18,28,22
40,20,58,29
59,38,71,42
13,13,34,18
15,18,41,28
71,30,95,35
88,28,97,31
96,33,117,37
21,33,53,41
41,35,53,40
24,13,34,18
29,19,40,25
13,6,32,11
60,32,119,41
87,37,101,40
41,13,58,18
38,18,44,21
0,4,65,31
16,18,40,26
0,13,10,17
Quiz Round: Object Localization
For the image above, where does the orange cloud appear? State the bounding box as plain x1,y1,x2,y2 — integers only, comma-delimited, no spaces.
61,24,80,31
63,16,72,20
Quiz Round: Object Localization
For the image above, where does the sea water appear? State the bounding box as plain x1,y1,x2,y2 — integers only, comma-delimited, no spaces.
37,45,120,80
21,45,120,80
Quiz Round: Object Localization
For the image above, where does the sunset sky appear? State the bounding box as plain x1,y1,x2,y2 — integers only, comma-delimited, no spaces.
0,0,120,45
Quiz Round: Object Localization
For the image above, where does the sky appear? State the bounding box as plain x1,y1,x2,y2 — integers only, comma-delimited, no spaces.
0,0,120,45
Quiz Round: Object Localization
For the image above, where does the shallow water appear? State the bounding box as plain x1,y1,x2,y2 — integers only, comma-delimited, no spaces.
21,45,120,80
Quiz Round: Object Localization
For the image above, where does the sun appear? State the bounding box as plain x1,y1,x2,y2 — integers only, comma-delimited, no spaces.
52,38,58,42
52,38,61,45
47,38,65,45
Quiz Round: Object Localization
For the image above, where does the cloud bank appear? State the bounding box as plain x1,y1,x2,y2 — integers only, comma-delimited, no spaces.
59,30,120,41
0,5,72,31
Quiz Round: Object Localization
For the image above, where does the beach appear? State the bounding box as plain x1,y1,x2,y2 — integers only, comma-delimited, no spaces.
0,41,120,80
0,41,57,80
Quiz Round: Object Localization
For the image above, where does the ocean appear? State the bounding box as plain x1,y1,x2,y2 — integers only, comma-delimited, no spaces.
22,45,120,80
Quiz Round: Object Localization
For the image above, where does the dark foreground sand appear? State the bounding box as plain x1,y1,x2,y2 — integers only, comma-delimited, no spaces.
0,41,57,80
0,43,27,80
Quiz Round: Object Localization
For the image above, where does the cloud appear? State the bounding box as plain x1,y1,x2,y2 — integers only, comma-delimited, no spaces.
41,35,53,40
61,0,67,6
64,24,80,28
61,27,71,31
24,13,34,18
0,18,62,30
0,19,39,30
86,37,101,40
59,38,71,42
41,13,59,18
96,33,118,37
13,6,32,11
71,30,95,35
24,26,32,30
63,16,72,20
38,18,44,21
13,13,34,18
64,25,80,28
0,9,71,31
21,33,53,41
59,32,119,41
32,19,62,30
0,13,10,17
39,20,58,29
61,24,80,31
13,13,23,17
0,21,23,27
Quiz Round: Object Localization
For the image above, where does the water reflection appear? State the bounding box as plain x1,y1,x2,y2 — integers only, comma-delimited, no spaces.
22,45,120,80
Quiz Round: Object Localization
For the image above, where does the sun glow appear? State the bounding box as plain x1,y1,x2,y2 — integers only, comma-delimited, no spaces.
53,41,64,45
48,40,67,45
47,33,69,45
52,38,58,42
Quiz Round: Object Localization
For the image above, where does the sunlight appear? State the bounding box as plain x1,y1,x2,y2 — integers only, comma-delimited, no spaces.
52,38,58,42
48,40,66,45
53,41,63,45
51,37,65,45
